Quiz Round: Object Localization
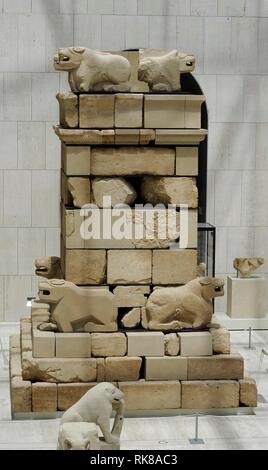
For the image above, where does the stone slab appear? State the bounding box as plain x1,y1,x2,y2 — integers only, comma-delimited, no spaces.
113,286,150,307
54,127,115,145
63,249,106,285
11,377,32,414
61,145,91,176
32,383,57,412
187,354,244,380
32,329,55,358
115,94,143,128
115,129,140,144
127,332,164,357
239,379,257,407
155,129,207,145
105,357,142,381
181,380,240,409
56,333,91,358
62,207,85,249
179,332,212,357
56,92,78,128
141,176,198,208
145,357,187,380
152,249,197,285
58,383,97,411
119,380,181,410
176,147,198,176
79,95,115,128
107,250,152,284
91,333,127,357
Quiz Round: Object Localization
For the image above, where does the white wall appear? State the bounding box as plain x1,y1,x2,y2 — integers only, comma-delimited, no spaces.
0,0,267,319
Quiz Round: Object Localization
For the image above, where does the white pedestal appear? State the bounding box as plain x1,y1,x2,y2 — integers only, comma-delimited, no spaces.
227,276,268,319
213,312,268,330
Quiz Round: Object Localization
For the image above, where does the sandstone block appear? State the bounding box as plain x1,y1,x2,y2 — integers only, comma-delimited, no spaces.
176,147,198,176
152,249,197,285
31,300,50,316
91,333,127,357
62,207,85,249
105,357,142,381
239,379,257,407
56,333,91,358
61,145,91,176
185,95,206,128
10,350,22,378
121,307,141,328
164,333,180,356
113,286,150,307
141,176,198,208
91,147,175,176
115,129,140,144
155,129,207,145
61,170,72,205
178,332,212,357
92,177,137,207
96,358,105,382
145,357,187,380
32,383,57,412
22,353,97,383
79,95,115,128
187,354,244,380
144,95,185,128
181,380,240,409
21,336,32,353
11,377,31,414
32,329,55,358
58,383,96,411
210,327,231,354
67,177,91,208
20,318,31,340
115,93,143,128
64,249,106,285
56,92,78,128
119,380,181,410
10,335,20,352
107,250,152,284
127,332,164,357
54,127,115,145
139,129,155,145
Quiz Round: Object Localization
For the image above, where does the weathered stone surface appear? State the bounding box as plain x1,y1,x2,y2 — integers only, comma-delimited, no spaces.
92,177,137,207
79,94,115,128
11,377,31,414
141,177,198,208
96,358,105,382
91,147,175,176
179,332,212,357
176,147,198,176
115,129,140,144
21,336,32,353
127,332,164,357
56,92,78,128
56,333,91,358
152,249,197,285
233,257,264,278
58,383,96,411
32,329,55,358
67,177,91,208
54,127,115,145
139,129,155,145
10,335,20,352
155,129,207,145
210,327,231,354
181,380,240,409
144,95,185,128
20,319,31,340
64,249,106,285
119,380,181,410
61,170,72,205
107,250,152,284
239,379,257,407
62,207,85,249
187,354,244,380
32,383,57,412
91,333,127,357
185,96,206,128
10,350,22,378
105,357,142,381
145,357,187,380
38,279,117,333
22,352,97,383
121,307,141,328
115,93,143,128
113,286,150,307
164,333,180,356
62,145,91,176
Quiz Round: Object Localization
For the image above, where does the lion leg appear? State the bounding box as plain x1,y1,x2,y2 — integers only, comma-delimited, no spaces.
148,320,187,330
111,400,124,438
97,415,119,445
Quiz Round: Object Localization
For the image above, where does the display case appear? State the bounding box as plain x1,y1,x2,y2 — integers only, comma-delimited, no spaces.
198,223,215,277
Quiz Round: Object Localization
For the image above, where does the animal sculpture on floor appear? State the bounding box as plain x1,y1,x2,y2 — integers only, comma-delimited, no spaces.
54,47,131,92
142,277,225,330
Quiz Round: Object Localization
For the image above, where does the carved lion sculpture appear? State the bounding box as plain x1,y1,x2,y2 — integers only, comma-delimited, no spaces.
143,277,225,330
138,48,195,92
233,257,264,278
54,47,131,92
60,383,125,446
36,279,118,333
58,422,100,450
35,256,62,279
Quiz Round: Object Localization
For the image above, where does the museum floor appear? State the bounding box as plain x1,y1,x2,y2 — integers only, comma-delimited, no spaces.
1,323,268,450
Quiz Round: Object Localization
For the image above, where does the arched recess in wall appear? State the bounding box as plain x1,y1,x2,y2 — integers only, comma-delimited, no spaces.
181,73,208,224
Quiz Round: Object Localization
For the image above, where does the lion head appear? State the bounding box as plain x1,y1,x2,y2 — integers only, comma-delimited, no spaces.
35,256,61,279
54,47,86,71
198,277,225,299
103,382,124,405
178,53,195,73
37,279,67,304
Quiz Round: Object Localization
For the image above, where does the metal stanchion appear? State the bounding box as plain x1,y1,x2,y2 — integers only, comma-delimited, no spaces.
189,414,205,444
246,326,255,350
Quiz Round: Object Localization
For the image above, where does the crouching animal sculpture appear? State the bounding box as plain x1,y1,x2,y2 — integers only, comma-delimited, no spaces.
138,48,195,92
54,47,131,92
36,279,118,332
59,383,125,448
58,422,100,450
35,256,62,279
143,277,225,330
233,257,264,278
